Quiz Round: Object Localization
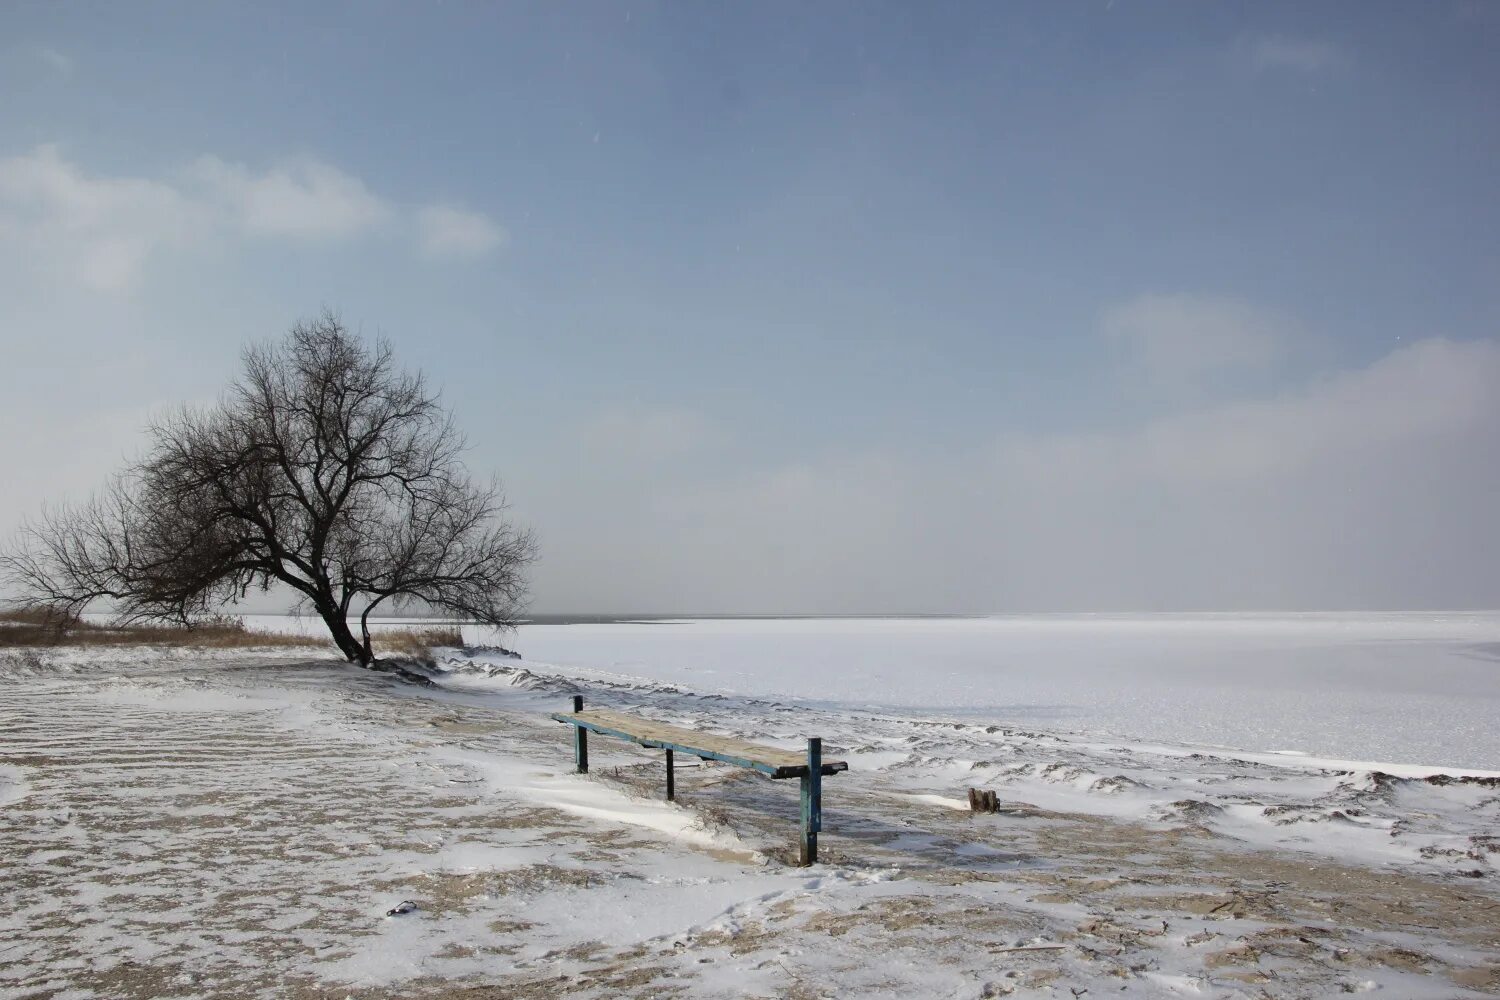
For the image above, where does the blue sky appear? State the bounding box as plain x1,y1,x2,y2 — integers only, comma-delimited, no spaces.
2,2,1498,611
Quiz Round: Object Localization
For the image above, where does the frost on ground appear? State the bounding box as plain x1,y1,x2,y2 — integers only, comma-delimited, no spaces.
2,645,1499,999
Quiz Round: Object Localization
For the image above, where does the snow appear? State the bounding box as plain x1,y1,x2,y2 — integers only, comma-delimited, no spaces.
4,617,1500,998
0,763,28,806
429,743,760,855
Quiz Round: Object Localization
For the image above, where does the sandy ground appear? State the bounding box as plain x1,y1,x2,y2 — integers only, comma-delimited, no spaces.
2,647,1498,999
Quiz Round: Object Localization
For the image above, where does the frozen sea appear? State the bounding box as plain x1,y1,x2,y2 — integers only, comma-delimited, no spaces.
244,611,1500,770
487,613,1500,771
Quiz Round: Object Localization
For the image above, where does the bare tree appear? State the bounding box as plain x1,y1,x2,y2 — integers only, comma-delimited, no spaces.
2,314,536,667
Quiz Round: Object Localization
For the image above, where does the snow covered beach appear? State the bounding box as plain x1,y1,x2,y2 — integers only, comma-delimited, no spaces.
4,616,1500,997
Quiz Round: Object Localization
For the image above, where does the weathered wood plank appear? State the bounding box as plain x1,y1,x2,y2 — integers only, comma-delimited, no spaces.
550,708,849,779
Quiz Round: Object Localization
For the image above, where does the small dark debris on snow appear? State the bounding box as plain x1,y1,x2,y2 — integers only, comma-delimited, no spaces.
968,788,1001,813
463,644,521,659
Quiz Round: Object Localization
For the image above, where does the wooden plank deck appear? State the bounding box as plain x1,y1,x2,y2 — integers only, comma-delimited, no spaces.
549,708,848,779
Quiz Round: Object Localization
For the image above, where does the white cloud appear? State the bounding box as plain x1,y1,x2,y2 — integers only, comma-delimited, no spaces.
78,235,153,292
1101,293,1291,383
0,146,193,232
0,145,202,291
186,156,391,239
417,204,505,258
0,145,505,291
1247,36,1350,74
526,337,1500,612
1006,337,1494,485
37,47,74,77
964,337,1500,608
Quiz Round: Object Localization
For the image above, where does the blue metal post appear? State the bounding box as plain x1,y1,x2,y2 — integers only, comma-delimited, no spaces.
572,695,588,773
799,737,822,865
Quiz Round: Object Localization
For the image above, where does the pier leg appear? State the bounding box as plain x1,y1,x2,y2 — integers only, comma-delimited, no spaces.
799,737,822,866
665,749,675,801
572,695,588,774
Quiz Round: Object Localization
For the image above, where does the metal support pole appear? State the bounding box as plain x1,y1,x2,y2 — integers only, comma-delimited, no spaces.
799,737,822,866
572,695,588,774
665,749,675,801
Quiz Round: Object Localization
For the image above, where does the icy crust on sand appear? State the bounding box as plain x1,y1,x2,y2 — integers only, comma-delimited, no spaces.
3,645,1498,999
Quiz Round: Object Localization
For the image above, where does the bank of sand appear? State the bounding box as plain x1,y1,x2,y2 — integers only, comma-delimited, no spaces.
2,646,1498,998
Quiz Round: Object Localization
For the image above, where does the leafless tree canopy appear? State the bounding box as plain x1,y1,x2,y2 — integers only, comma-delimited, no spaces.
3,315,536,666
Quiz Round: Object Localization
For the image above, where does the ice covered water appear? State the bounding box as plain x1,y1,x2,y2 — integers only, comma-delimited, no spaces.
493,613,1500,771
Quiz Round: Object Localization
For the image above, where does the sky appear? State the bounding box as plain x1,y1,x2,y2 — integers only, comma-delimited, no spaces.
1,1,1498,613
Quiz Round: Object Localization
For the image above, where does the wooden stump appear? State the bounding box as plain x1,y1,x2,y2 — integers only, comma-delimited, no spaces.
968,787,999,813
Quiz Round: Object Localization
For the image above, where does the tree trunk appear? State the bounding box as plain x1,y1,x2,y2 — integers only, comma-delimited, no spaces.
318,607,430,684
359,604,377,665
317,605,372,666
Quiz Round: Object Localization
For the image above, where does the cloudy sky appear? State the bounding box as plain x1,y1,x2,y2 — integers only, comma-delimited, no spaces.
2,2,1498,613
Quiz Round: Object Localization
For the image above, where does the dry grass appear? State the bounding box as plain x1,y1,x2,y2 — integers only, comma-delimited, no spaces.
377,626,464,658
0,606,67,627
0,607,329,650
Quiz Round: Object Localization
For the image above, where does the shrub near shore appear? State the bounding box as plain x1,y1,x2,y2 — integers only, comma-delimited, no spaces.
0,607,327,650
0,608,468,662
